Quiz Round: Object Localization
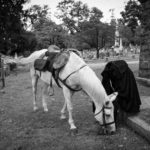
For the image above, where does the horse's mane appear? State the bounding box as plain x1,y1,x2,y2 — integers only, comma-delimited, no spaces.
66,48,82,57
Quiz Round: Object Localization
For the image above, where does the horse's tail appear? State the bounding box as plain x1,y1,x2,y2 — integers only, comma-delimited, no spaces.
17,49,47,65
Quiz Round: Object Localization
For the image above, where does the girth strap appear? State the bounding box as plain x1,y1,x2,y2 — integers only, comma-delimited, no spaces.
94,106,104,116
58,65,87,92
62,65,87,83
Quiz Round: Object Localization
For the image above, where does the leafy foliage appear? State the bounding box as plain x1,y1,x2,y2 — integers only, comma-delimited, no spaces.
56,0,90,34
25,4,51,30
0,0,33,55
56,0,115,58
26,5,69,49
120,0,142,45
0,0,116,57
121,0,142,32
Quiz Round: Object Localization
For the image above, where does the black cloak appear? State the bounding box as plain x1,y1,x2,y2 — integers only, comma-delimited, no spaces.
101,60,141,113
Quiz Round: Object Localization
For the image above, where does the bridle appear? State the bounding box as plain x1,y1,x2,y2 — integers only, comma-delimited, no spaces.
94,105,115,127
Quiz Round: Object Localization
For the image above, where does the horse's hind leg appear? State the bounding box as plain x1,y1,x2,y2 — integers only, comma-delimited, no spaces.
42,82,49,112
31,75,39,111
62,86,76,130
60,99,67,120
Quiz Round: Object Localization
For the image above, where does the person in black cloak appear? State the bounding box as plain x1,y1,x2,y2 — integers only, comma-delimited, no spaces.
92,60,141,121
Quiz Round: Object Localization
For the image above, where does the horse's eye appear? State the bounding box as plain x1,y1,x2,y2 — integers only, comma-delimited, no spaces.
105,101,110,106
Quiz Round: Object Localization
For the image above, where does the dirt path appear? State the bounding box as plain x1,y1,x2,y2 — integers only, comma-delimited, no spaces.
0,68,150,150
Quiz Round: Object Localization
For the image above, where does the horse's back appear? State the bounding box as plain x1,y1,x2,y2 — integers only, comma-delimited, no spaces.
19,49,48,65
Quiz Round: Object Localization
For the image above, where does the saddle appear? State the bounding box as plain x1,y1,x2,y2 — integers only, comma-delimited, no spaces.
34,51,70,71
34,59,47,71
34,50,70,87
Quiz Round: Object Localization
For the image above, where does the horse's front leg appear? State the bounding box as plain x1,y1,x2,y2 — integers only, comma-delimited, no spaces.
42,82,49,112
62,86,77,131
60,99,67,120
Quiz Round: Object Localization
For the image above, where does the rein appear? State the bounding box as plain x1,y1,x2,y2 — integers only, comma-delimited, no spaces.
94,106,104,116
94,106,115,127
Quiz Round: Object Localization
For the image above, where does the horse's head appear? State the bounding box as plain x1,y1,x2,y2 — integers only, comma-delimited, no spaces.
95,92,118,135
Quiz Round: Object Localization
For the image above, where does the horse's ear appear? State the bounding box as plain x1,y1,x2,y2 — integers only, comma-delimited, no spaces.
53,52,70,69
108,92,118,102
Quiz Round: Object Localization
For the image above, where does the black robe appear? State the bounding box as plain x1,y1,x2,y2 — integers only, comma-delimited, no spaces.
101,60,141,113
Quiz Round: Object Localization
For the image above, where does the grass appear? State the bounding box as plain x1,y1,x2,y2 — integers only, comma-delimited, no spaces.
0,62,150,150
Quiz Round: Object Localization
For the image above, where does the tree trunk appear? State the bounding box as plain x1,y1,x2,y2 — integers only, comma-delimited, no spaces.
96,48,99,59
96,28,99,58
138,0,150,78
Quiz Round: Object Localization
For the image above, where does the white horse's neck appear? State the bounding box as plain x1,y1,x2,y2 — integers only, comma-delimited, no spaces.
79,66,108,112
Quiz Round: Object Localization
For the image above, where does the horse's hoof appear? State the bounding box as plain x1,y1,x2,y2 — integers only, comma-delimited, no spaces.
51,97,55,101
0,89,5,93
97,128,106,135
44,108,48,112
70,128,78,136
109,131,115,135
60,115,67,120
98,128,115,135
33,107,38,112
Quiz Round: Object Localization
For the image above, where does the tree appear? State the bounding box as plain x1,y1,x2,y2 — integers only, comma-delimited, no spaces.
78,7,115,58
118,21,133,46
88,7,103,58
0,0,29,55
76,20,115,58
57,0,115,58
89,7,103,23
56,0,89,34
17,31,37,54
138,0,150,78
25,4,67,49
121,0,142,32
33,18,68,49
121,0,142,45
25,4,51,30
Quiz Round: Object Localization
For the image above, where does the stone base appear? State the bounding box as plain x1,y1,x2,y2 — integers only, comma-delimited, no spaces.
136,77,150,87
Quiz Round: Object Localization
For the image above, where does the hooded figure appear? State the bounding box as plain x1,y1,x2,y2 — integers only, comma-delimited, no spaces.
100,60,141,114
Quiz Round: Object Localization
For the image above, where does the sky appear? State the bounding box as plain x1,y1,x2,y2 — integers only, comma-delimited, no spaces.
24,0,128,24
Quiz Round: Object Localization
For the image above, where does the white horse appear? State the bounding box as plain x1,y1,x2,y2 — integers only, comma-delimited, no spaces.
16,46,118,134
